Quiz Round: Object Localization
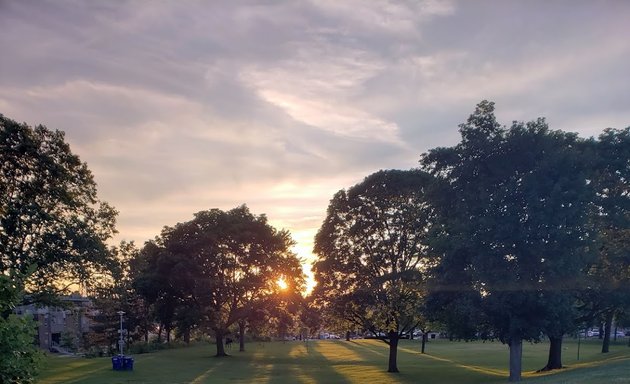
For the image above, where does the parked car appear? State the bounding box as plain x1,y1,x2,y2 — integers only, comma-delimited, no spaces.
579,329,598,337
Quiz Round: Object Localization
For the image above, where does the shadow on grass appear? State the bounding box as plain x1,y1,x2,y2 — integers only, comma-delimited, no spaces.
300,342,352,384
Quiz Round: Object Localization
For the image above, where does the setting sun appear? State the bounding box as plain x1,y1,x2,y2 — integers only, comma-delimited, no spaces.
277,278,288,290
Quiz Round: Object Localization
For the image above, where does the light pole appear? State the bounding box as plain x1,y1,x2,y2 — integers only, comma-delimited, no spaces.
117,311,125,356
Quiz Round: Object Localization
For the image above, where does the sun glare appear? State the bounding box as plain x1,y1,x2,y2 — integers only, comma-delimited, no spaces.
277,278,288,290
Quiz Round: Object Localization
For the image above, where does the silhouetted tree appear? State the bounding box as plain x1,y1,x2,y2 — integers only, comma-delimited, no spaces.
1,115,117,381
587,127,630,353
421,101,595,381
135,205,304,356
313,170,435,373
0,114,118,296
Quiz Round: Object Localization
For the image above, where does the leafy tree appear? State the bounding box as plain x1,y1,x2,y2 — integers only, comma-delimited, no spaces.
421,101,595,381
1,115,116,380
0,275,42,384
89,241,153,351
132,241,185,344
0,114,117,294
299,298,323,339
135,205,304,356
586,127,630,353
313,169,435,373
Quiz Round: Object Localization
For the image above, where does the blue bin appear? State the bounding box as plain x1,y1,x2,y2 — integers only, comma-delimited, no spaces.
123,356,134,371
111,356,123,371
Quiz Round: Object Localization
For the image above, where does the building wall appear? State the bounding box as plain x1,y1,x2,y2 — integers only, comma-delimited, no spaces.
14,294,94,351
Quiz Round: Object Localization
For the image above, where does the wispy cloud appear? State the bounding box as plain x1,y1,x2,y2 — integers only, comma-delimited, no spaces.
1,0,629,283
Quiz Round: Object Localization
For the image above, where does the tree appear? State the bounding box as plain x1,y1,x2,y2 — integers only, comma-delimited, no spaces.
1,115,116,380
586,127,630,353
313,169,435,373
0,275,42,384
299,297,323,339
89,241,153,351
130,242,189,343
421,101,595,381
135,205,304,356
0,115,118,295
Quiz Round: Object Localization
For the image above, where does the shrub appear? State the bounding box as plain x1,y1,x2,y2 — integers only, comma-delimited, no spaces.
0,314,43,384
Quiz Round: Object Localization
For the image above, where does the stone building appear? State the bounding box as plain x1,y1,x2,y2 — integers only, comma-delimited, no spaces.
14,293,93,352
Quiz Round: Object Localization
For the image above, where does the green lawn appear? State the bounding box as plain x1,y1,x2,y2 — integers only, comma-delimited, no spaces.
38,338,630,384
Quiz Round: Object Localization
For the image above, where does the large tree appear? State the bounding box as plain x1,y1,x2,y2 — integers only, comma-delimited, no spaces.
313,169,434,373
135,205,304,356
585,127,630,353
132,241,184,344
421,101,595,381
1,115,117,381
0,115,118,295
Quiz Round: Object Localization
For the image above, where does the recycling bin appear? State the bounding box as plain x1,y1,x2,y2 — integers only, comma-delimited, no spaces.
111,355,123,371
123,356,134,371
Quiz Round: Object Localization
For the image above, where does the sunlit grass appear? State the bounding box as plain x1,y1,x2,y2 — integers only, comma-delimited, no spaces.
38,337,630,384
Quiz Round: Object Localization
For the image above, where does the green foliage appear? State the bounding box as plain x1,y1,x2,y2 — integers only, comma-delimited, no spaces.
0,114,118,294
0,114,118,382
133,205,305,355
60,331,78,353
313,169,435,372
87,241,153,352
421,101,597,379
0,315,42,383
588,128,630,300
583,127,630,352
0,277,42,383
0,275,21,316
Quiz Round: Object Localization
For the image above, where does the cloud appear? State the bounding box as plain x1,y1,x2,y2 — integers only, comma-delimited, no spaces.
1,0,629,281
309,0,455,37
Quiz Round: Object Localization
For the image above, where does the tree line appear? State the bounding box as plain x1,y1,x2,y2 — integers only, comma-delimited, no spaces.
0,114,306,382
312,101,630,381
1,101,629,383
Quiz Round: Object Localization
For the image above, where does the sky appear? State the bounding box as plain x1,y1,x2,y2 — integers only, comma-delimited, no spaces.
1,0,629,290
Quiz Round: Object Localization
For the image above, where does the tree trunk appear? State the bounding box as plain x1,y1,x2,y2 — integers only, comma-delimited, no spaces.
421,332,428,354
166,325,171,343
387,331,400,373
183,328,190,344
157,324,162,343
602,310,613,353
239,320,246,352
509,338,523,382
598,323,604,340
215,329,228,357
346,330,350,341
539,335,563,371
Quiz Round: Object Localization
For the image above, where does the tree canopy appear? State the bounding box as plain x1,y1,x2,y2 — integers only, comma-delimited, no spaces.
134,205,304,356
313,169,435,373
421,101,597,381
0,114,117,382
584,127,630,353
0,115,118,295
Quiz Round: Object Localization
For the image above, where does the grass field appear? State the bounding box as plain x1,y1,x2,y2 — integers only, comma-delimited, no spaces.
38,338,630,384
